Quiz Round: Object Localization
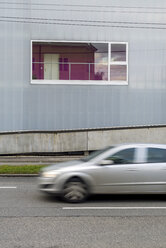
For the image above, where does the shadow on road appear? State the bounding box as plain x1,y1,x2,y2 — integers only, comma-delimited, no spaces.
89,194,166,203
38,193,166,204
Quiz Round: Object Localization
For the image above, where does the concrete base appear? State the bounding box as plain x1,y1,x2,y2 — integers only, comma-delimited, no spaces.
0,125,166,155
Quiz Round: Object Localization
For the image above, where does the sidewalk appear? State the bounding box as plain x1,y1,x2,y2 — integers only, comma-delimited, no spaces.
0,155,83,165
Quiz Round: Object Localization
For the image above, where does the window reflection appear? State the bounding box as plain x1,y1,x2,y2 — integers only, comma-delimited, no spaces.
93,43,108,80
110,65,127,81
32,42,109,81
111,44,126,62
32,42,127,82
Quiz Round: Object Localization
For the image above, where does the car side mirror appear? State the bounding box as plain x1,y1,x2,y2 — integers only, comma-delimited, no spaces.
100,159,114,166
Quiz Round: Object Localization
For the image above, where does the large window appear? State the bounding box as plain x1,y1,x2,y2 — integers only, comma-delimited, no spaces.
31,41,128,84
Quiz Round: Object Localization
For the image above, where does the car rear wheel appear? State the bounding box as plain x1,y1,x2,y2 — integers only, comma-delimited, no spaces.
62,178,89,203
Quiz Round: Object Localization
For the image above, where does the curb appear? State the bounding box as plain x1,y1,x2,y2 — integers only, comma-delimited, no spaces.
0,174,38,177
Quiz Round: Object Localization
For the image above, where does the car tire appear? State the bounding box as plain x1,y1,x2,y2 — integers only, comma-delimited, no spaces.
61,177,89,203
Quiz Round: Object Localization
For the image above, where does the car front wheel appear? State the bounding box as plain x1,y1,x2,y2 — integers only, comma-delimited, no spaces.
62,178,89,203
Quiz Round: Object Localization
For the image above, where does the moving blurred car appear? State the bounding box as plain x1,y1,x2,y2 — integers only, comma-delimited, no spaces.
38,143,166,203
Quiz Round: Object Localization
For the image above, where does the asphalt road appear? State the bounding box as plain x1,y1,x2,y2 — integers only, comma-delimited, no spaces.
1,177,166,248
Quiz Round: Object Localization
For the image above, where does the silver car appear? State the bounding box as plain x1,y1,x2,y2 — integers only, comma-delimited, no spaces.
38,143,166,203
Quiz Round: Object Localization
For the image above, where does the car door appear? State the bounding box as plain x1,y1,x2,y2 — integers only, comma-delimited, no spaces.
94,147,144,194
141,147,166,192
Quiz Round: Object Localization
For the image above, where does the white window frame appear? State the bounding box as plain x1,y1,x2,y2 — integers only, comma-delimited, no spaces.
109,42,128,84
30,40,128,86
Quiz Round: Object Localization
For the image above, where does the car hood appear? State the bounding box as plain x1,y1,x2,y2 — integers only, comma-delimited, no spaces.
41,160,84,172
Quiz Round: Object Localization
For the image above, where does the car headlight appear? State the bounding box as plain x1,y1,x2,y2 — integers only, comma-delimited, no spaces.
41,170,60,178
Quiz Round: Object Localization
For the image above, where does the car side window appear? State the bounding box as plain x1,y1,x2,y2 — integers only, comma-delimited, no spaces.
105,148,135,164
147,148,166,163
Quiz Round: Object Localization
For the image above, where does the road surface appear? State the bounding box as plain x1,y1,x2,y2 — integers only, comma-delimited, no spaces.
1,177,166,248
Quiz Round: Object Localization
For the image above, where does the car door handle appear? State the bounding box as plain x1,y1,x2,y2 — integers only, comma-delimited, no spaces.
127,169,137,171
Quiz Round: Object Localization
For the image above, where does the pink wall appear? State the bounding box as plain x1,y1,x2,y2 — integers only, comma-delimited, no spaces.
32,44,95,80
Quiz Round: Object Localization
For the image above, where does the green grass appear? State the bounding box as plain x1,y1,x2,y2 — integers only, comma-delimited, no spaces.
0,165,47,174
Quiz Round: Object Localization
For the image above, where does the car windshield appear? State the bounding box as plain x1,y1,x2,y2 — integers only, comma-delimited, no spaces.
81,146,114,162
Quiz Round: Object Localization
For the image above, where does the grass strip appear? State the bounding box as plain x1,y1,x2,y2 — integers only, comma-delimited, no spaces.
0,165,47,174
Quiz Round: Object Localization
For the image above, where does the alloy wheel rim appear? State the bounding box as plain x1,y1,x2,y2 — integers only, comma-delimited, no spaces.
63,181,87,201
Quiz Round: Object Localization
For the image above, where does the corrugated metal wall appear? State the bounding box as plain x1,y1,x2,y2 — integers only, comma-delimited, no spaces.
0,0,166,131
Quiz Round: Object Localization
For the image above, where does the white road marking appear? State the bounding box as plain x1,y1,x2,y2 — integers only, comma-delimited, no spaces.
62,206,166,210
0,186,17,189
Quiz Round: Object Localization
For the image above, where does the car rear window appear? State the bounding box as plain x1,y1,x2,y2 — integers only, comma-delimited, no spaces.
147,148,166,163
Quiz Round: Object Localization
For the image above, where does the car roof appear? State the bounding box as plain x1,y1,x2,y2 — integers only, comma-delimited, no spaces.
114,143,166,149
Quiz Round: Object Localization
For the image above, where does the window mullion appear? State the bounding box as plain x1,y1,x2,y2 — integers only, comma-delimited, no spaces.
108,42,111,81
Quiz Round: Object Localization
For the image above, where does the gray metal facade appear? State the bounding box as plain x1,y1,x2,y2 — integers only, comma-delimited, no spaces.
0,0,166,132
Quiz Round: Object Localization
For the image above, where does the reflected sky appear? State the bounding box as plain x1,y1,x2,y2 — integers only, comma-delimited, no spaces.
111,44,126,62
92,43,108,80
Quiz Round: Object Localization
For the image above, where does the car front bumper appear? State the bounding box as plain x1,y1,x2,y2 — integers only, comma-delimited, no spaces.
38,177,60,194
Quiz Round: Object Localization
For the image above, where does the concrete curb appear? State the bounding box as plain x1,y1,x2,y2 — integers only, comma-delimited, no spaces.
0,174,38,177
